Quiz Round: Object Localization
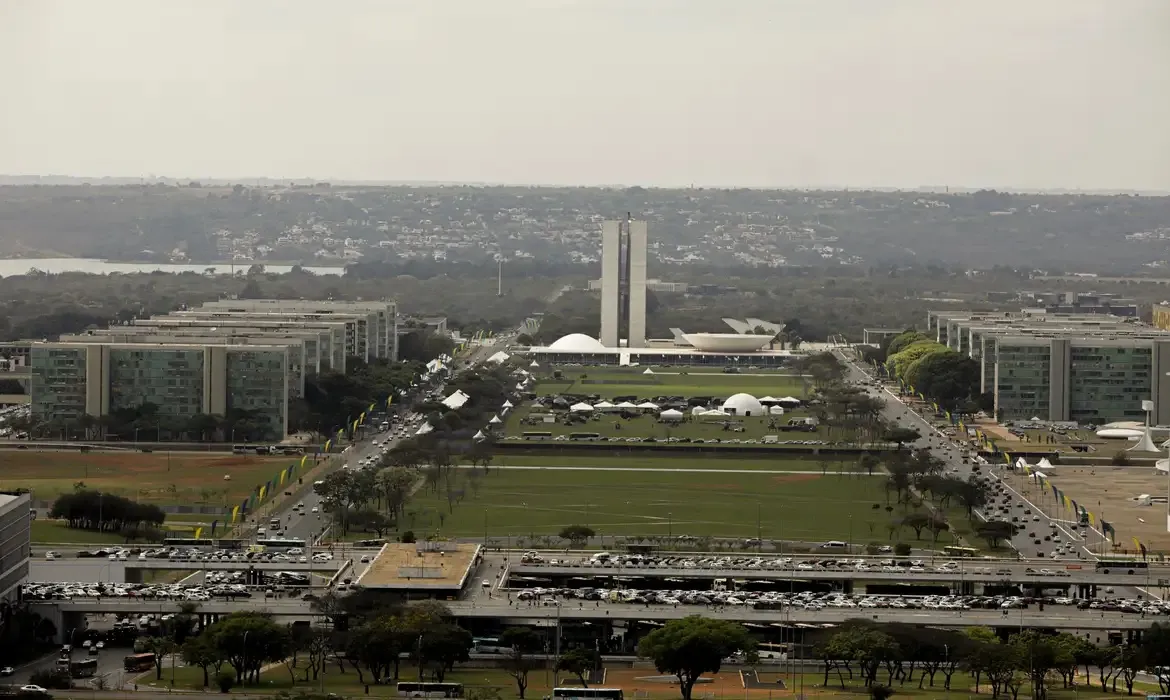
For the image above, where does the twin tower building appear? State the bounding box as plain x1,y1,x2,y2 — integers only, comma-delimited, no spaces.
599,219,649,349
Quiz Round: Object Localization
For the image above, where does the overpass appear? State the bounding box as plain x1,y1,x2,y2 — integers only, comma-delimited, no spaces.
506,562,1170,596
27,597,1162,645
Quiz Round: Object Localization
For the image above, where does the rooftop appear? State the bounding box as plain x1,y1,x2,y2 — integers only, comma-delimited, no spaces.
355,542,480,591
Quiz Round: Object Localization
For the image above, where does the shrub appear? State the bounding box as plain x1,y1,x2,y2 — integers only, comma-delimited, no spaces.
400,530,416,543
894,542,912,556
216,671,235,693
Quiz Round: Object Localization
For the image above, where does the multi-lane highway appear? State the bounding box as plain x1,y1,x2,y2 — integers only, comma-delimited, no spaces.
837,351,1109,561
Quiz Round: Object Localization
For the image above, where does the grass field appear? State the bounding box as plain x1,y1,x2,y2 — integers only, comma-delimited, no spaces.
493,453,863,471
535,367,809,400
401,466,956,545
139,663,1152,699
0,450,294,508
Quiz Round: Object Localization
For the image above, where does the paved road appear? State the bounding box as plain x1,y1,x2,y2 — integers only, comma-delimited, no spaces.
836,350,1147,601
34,596,1162,631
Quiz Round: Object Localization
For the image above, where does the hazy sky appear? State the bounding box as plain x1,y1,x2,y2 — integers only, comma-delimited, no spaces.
2,0,1168,190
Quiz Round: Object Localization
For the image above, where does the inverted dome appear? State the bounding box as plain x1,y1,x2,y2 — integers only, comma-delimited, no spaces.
682,333,773,352
721,392,765,416
548,333,607,352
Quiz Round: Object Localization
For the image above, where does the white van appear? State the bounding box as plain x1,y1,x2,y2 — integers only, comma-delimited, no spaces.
820,540,847,550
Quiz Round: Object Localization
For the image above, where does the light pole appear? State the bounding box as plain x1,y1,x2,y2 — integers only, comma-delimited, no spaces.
668,512,672,540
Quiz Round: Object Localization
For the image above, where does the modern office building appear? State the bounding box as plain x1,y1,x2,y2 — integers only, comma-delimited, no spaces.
59,331,309,400
925,309,1170,424
131,317,346,372
0,492,31,604
29,342,290,438
192,299,397,361
598,219,648,348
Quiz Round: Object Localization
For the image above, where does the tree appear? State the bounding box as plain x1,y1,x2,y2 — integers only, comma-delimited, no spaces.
204,612,291,685
637,616,755,700
559,525,596,547
886,331,930,358
883,427,920,448
557,648,599,688
1009,631,1070,700
182,634,223,688
900,513,930,540
138,636,174,681
416,623,473,682
499,627,541,698
347,615,404,684
976,520,1017,548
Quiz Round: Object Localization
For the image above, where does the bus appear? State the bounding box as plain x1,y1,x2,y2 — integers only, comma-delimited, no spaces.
568,432,601,441
1095,558,1149,575
68,659,98,678
943,546,979,558
472,637,511,654
521,431,553,440
124,653,156,672
163,537,215,547
553,689,624,700
257,537,307,549
396,682,463,698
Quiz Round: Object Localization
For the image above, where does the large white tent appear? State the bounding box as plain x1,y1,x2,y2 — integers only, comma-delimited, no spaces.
441,390,470,410
659,408,685,421
488,415,502,425
637,401,659,410
721,393,765,416
615,401,638,410
776,396,802,405
595,400,616,411
570,402,594,412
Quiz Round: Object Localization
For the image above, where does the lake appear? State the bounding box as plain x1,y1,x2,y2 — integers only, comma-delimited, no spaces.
0,258,346,278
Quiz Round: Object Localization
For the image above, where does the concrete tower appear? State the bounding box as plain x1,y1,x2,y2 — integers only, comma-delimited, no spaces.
599,220,622,347
598,219,648,348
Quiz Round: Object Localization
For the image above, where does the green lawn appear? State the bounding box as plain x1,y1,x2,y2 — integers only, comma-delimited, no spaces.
140,664,1155,699
30,519,198,545
491,453,861,471
401,466,951,544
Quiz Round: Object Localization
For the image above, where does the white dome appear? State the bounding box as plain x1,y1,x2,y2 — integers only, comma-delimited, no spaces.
721,392,765,416
548,333,607,352
682,333,772,352
1096,427,1145,439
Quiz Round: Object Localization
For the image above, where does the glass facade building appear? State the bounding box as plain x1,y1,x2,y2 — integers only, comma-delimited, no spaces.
108,347,205,419
29,345,88,422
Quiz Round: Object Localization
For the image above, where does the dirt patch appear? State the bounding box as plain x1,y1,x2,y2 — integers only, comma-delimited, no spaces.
772,474,822,484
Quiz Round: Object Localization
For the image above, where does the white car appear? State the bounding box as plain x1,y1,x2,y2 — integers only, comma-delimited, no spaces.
21,686,48,694
360,554,371,563
311,507,319,513
44,551,58,560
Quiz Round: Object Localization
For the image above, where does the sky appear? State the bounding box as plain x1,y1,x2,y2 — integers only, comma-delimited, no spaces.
1,0,1168,191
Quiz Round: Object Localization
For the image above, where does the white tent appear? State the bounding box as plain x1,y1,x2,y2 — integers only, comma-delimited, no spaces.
615,401,638,410
776,396,802,404
768,405,786,415
486,351,510,364
502,399,514,409
595,400,616,411
758,396,780,403
701,409,730,417
529,360,540,368
488,415,502,425
643,368,654,374
570,402,594,412
1034,471,1048,480
1037,457,1053,470
691,406,707,415
473,430,487,441
637,401,659,410
659,408,685,421
442,390,470,410
415,423,434,436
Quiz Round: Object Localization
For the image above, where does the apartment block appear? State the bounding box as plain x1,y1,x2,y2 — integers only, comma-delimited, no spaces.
194,299,397,361
0,492,30,604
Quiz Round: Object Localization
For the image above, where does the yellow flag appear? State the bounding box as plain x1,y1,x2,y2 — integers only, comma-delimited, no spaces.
231,506,240,523
259,485,267,500
324,439,332,452
194,527,203,539
1133,536,1142,551
300,455,308,469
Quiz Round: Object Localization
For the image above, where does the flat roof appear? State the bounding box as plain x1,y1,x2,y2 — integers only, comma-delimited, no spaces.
355,542,480,591
526,346,795,357
0,493,26,511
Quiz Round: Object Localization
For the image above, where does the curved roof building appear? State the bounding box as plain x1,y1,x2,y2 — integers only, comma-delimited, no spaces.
682,333,773,352
721,393,766,416
548,333,608,352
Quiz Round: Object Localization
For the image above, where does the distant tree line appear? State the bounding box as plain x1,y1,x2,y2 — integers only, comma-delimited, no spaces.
50,488,165,535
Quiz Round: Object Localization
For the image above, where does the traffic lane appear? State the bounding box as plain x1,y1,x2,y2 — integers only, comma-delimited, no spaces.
17,646,131,686
842,356,1107,566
